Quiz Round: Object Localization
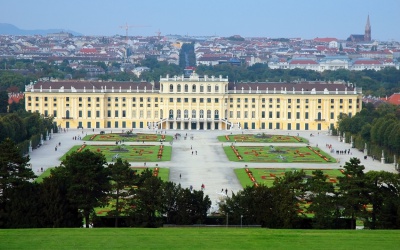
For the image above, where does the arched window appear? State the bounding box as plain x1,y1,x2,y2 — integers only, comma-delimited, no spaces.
66,110,70,119
192,109,196,118
215,85,219,92
200,85,204,92
225,109,228,119
207,110,211,119
184,109,188,119
177,84,181,92
177,109,181,119
160,109,163,119
192,84,196,92
214,110,219,119
317,112,321,120
169,84,173,92
169,109,174,119
200,110,204,118
207,85,211,92
184,84,188,92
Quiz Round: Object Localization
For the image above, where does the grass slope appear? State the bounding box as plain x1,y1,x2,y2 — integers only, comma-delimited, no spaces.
0,228,399,249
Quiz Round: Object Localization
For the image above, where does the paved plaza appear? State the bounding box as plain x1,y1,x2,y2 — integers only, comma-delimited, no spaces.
29,129,397,206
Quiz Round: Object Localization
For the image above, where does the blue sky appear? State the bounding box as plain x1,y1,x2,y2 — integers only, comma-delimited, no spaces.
1,0,399,41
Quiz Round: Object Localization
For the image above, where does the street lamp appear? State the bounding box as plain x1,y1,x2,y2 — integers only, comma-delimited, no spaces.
241,215,243,228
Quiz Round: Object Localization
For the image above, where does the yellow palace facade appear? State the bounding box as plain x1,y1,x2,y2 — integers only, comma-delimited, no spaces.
25,73,362,131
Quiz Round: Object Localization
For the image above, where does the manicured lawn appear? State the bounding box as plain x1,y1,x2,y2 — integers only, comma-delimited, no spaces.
84,133,173,142
252,168,343,187
218,133,308,143
224,145,335,163
0,228,399,249
34,167,55,183
60,144,172,162
35,167,169,183
235,168,343,188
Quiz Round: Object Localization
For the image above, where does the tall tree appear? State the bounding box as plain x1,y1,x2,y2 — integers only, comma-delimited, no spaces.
40,170,82,228
306,170,339,229
0,138,36,228
0,91,8,113
107,158,136,227
59,150,111,228
364,171,400,229
129,175,163,227
337,157,369,229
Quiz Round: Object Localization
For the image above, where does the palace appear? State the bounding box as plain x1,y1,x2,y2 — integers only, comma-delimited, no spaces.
24,73,362,131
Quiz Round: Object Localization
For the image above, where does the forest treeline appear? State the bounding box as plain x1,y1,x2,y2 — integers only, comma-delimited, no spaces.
338,102,400,164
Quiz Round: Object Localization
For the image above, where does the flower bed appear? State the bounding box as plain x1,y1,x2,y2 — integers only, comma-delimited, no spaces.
245,168,258,187
153,167,159,177
77,144,86,152
307,146,331,162
158,145,164,159
231,145,242,160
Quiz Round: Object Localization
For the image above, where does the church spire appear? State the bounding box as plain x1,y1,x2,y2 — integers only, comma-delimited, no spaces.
365,15,371,41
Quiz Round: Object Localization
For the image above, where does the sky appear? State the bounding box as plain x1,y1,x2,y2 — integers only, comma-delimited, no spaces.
0,0,399,41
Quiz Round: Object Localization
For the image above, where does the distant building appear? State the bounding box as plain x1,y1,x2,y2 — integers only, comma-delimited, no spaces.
46,31,73,39
347,15,372,42
382,93,400,105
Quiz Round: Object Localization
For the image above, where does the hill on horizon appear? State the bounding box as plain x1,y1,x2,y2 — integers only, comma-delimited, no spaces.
0,23,82,36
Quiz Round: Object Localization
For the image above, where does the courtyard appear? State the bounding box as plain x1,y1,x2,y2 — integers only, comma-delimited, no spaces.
29,129,395,206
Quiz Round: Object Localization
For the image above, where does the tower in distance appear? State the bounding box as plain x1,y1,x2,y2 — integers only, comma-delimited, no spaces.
364,15,371,41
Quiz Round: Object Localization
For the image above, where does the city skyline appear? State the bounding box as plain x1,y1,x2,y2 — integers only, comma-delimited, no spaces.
0,0,399,41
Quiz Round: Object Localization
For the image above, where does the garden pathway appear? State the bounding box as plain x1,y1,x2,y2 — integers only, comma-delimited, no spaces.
28,128,397,212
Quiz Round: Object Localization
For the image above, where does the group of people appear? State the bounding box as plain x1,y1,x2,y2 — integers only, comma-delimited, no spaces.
190,145,198,155
55,142,61,151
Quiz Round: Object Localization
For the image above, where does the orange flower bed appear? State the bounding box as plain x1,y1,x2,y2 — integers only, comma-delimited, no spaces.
153,167,159,177
77,144,86,152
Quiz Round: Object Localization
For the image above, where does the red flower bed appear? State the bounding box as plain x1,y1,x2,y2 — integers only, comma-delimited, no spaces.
245,168,258,187
307,146,330,162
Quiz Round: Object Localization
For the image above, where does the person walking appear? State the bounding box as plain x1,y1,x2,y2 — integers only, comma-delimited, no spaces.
179,173,181,179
